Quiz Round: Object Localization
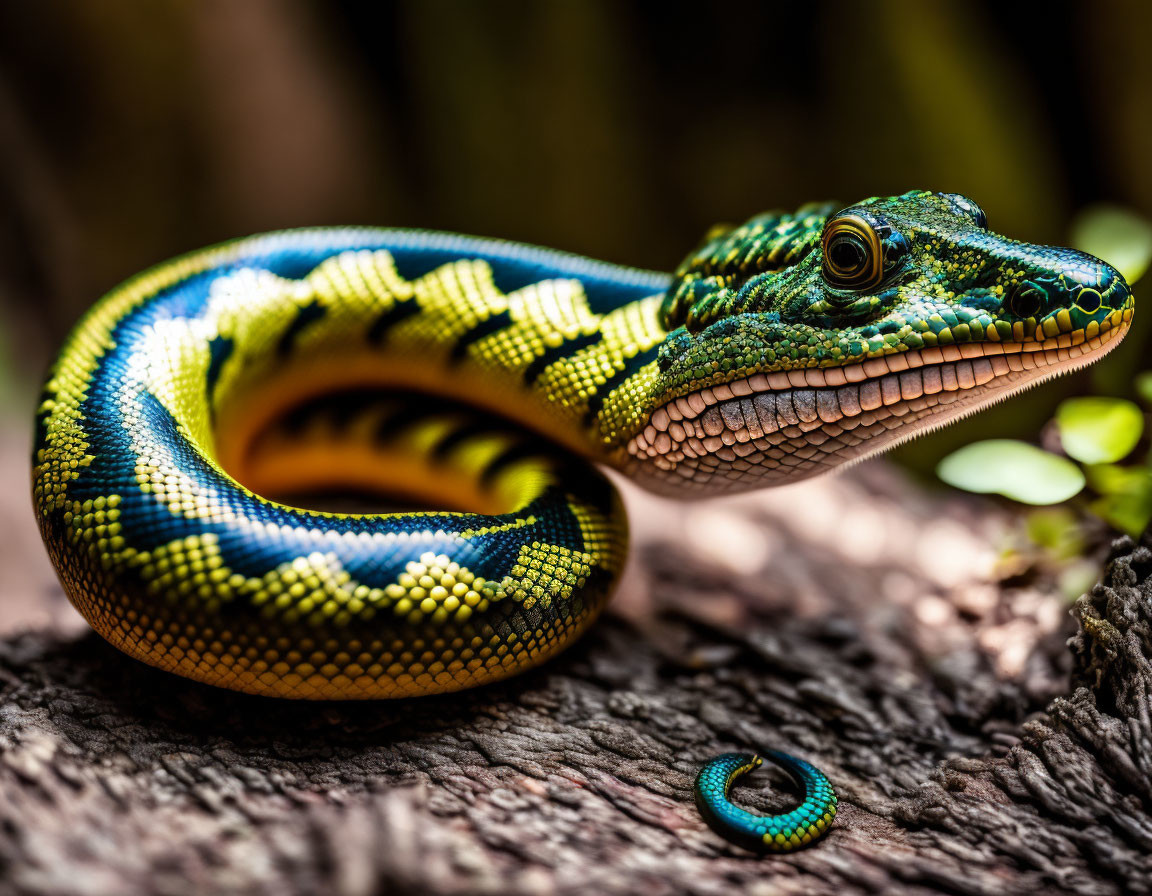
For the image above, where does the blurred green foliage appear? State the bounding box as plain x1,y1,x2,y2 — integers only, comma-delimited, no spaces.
1084,463,1152,537
1023,507,1101,601
940,390,1152,538
1071,206,1152,286
941,385,1152,597
937,440,1085,505
938,393,1152,535
1056,398,1143,465
1026,508,1085,561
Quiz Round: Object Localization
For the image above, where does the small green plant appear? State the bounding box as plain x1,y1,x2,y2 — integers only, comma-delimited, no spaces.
938,396,1150,535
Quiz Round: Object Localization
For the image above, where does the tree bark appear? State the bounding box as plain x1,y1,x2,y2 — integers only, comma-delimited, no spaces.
1,462,1149,896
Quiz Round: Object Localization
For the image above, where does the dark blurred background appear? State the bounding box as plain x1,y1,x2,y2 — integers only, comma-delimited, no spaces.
1,0,1149,473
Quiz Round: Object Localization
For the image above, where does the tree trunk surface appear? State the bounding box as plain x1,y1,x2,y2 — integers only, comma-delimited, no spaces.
1,449,1149,896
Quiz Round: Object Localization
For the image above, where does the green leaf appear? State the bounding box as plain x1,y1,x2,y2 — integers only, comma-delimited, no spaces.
1069,204,1152,286
1085,462,1141,494
936,440,1085,505
1083,464,1152,536
1090,492,1152,537
1055,397,1143,464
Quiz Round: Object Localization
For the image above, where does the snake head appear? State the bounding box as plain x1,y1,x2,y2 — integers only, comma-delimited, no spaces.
631,190,1134,494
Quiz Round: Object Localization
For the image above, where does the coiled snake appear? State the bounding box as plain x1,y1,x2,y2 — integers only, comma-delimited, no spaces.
33,191,1133,851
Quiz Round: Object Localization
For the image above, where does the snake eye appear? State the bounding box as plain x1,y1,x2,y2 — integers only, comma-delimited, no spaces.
821,215,883,291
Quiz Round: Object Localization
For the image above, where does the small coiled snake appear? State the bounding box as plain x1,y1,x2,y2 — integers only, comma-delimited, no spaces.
33,191,1133,852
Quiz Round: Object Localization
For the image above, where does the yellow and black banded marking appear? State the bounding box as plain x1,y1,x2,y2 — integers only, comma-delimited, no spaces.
33,228,666,697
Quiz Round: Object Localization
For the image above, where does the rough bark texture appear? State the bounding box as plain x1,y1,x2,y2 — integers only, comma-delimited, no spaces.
1,457,1150,896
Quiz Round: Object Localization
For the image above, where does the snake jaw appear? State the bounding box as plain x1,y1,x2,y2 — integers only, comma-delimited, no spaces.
627,308,1132,495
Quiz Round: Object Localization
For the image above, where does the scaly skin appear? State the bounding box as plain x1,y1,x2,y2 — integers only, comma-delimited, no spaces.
695,753,837,853
32,191,1133,852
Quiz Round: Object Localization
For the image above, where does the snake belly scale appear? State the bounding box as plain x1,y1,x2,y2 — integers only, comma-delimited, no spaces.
33,192,1134,851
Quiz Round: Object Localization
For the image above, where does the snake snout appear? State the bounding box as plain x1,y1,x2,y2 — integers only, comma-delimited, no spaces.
1004,246,1133,325
1058,251,1132,310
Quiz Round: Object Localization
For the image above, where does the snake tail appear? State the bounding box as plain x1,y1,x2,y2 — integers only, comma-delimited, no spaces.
694,752,838,852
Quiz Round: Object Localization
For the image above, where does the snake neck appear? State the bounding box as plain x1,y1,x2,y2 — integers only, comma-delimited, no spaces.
510,292,673,455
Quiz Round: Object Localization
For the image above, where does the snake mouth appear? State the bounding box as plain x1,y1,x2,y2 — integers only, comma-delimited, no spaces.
628,310,1133,494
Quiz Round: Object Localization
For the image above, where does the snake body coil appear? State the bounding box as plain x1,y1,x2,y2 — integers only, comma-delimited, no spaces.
33,192,1133,850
